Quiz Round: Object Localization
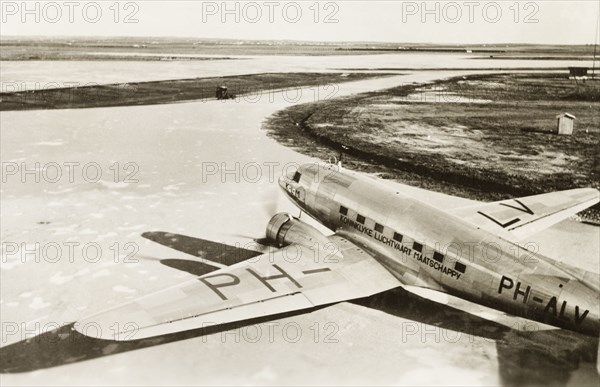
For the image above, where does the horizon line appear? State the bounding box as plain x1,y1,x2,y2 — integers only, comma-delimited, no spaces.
1,35,598,47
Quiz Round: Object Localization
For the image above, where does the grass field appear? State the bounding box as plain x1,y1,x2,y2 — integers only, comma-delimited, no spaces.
264,73,600,220
0,72,383,110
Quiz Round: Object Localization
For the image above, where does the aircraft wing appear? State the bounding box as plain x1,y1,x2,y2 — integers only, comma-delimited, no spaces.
449,188,599,242
75,235,402,341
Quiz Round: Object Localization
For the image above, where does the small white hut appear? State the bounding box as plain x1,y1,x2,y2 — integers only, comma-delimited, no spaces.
556,113,576,135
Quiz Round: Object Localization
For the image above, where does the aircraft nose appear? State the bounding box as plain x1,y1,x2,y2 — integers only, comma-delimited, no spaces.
278,175,287,191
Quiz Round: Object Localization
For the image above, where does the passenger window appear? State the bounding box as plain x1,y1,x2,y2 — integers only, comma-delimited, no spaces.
340,206,348,216
393,232,403,242
356,214,366,224
413,242,423,253
374,223,384,233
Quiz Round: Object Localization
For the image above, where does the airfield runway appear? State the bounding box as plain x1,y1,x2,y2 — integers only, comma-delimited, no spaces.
1,67,599,386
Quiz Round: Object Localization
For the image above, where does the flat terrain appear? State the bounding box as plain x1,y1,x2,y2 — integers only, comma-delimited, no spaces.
1,37,596,60
0,72,382,110
265,73,600,220
1,42,598,385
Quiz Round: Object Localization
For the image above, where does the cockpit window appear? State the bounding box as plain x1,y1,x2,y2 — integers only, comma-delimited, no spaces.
292,171,302,183
285,168,296,180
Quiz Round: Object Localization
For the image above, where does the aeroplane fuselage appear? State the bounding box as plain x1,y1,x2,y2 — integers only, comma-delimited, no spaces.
278,163,600,336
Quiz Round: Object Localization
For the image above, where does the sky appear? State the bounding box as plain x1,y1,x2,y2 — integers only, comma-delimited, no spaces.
1,0,599,44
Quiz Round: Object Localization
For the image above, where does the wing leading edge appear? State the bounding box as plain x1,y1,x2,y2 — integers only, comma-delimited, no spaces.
75,235,402,341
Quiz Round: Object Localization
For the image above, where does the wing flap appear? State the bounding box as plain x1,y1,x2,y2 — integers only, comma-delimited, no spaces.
124,293,314,341
75,236,402,341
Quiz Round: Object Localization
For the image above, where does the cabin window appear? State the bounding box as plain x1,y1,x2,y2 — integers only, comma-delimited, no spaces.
455,262,466,273
340,206,348,216
356,214,366,224
374,223,384,233
413,242,423,253
292,171,302,183
433,252,444,263
393,232,403,242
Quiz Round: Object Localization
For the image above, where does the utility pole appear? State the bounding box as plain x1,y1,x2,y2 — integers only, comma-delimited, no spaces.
593,0,600,79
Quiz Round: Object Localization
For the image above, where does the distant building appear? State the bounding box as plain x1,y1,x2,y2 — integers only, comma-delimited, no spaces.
569,67,588,79
556,113,576,135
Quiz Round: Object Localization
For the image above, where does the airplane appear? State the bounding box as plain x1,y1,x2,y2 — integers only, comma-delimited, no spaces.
74,161,600,341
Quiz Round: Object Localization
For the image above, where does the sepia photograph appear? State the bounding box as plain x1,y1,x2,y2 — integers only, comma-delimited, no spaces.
1,1,599,385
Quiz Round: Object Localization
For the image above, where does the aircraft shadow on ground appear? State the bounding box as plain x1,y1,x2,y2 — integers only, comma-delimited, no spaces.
1,232,597,386
141,231,263,265
353,290,599,386
141,231,266,276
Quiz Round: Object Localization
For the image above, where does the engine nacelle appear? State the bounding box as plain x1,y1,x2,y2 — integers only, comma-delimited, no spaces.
266,213,330,248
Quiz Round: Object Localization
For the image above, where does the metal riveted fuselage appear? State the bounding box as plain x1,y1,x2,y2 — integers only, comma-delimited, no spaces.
279,163,600,336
